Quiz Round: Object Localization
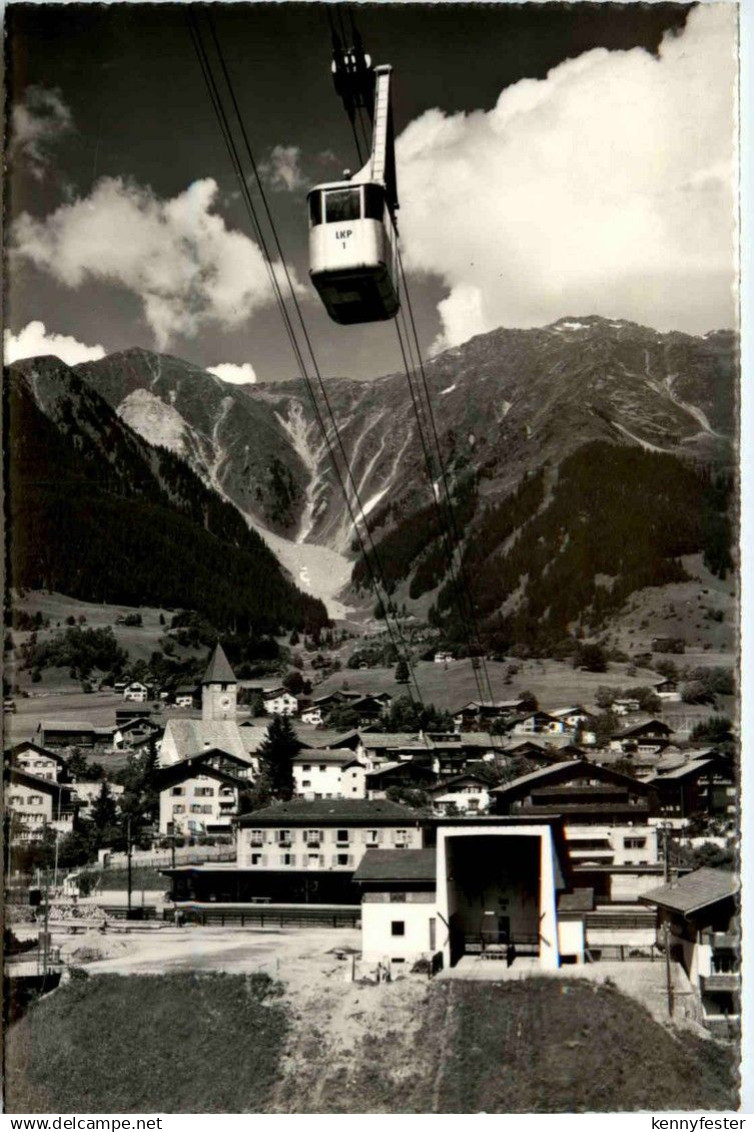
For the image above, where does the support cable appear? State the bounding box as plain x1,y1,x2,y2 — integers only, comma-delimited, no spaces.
395,243,498,704
188,12,424,705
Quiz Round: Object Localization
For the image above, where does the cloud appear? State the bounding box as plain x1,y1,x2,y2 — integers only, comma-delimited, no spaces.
397,4,738,350
207,362,257,385
11,176,303,349
4,320,106,366
10,86,73,180
260,145,307,192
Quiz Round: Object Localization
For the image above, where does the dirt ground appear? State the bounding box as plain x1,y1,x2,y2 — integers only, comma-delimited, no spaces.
29,921,430,1112
13,920,727,1112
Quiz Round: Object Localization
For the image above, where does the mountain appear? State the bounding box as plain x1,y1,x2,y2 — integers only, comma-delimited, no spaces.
4,356,329,634
69,316,736,644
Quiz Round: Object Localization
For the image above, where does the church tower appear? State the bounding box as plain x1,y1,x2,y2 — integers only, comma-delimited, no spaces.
201,643,237,722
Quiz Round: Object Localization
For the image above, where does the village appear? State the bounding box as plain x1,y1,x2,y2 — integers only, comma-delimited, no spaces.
4,639,739,1043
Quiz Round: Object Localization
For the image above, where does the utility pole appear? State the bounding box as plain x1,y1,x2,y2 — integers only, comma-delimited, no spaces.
661,822,674,1018
53,787,62,890
126,814,133,919
40,868,50,985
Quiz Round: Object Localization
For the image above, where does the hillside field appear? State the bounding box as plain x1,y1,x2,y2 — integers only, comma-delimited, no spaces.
4,972,737,1113
315,655,733,718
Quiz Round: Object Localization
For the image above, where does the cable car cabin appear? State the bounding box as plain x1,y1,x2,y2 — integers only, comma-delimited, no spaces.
308,181,399,325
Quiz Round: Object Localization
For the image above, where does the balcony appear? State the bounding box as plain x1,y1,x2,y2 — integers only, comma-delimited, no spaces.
701,931,739,949
700,972,740,994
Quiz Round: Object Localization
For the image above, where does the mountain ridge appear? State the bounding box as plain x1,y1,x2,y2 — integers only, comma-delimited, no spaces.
5,356,330,633
18,314,736,639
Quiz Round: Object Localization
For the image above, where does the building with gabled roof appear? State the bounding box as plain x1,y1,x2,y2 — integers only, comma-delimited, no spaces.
161,647,266,772
293,748,367,800
353,815,574,970
648,751,736,824
609,719,674,755
156,750,249,836
428,773,493,815
4,766,77,843
34,720,98,749
491,759,659,869
6,741,68,782
640,868,739,1035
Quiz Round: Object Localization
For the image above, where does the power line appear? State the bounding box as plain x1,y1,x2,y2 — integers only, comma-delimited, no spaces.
187,11,424,705
395,242,498,705
323,8,494,709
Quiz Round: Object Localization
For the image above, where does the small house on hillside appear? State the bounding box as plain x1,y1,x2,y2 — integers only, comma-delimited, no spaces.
612,698,641,716
452,699,525,731
123,681,150,702
174,685,198,709
263,688,298,716
300,706,324,726
511,711,566,737
35,720,98,749
609,719,673,755
653,678,682,703
428,773,492,814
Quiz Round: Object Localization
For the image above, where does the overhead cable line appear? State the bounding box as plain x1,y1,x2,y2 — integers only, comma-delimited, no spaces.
395,241,499,705
321,6,495,708
187,11,424,706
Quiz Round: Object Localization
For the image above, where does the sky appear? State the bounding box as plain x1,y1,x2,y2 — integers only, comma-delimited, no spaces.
3,1,739,382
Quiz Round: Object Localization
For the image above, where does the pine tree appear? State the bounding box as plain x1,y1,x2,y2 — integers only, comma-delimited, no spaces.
257,715,301,801
91,781,118,839
394,657,410,684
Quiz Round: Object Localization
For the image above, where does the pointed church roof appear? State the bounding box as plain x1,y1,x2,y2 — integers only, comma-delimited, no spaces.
202,643,236,685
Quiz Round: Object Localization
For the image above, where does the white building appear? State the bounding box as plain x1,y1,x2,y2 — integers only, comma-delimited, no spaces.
354,817,572,971
293,749,367,799
7,741,66,782
156,750,251,836
4,768,76,844
236,799,423,871
123,682,150,702
263,688,299,716
300,706,324,726
428,774,492,815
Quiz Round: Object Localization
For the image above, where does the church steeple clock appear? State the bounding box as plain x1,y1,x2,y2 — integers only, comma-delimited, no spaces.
201,643,237,721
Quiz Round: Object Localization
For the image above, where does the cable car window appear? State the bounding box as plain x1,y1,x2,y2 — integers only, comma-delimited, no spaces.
308,192,323,227
363,184,385,220
325,187,361,223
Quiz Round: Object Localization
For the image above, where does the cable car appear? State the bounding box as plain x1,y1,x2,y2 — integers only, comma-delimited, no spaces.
309,60,400,325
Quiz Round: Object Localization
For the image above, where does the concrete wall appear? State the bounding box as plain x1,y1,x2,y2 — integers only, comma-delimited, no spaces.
610,872,667,902
558,919,585,962
361,896,437,964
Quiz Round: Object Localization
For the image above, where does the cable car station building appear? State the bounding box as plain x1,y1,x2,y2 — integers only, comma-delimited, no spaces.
354,816,571,971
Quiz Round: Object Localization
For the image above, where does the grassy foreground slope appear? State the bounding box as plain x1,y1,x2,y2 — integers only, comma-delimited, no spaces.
295,980,738,1114
5,975,737,1113
4,973,288,1113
